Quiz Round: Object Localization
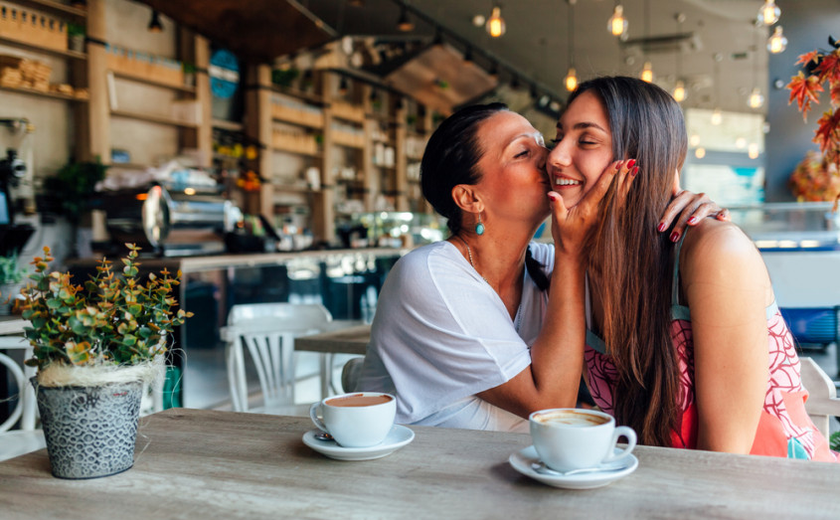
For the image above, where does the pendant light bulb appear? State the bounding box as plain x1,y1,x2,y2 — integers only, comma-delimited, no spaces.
673,80,686,102
148,10,163,33
695,147,706,159
767,26,788,54
711,108,722,126
397,6,414,32
486,6,506,38
608,5,628,37
748,87,765,109
640,61,653,83
748,143,760,159
565,67,578,91
757,0,780,26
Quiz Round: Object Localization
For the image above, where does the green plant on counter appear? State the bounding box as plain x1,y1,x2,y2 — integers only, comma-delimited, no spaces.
43,158,108,224
66,23,85,37
0,253,25,286
831,431,840,452
271,67,300,87
19,244,192,370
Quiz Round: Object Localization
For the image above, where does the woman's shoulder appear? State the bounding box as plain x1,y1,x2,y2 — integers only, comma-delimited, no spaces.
680,219,766,281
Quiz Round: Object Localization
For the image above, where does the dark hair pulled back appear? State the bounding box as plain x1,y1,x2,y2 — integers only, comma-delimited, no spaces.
420,102,508,236
420,102,549,291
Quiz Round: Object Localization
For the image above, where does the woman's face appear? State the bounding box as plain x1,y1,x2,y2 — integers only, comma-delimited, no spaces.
472,111,551,225
547,90,614,208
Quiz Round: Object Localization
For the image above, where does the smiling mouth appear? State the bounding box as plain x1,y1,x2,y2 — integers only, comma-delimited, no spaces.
554,177,582,187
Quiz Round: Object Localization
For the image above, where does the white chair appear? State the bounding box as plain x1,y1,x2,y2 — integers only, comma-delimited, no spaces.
340,357,365,393
222,303,333,415
800,357,840,439
0,336,45,462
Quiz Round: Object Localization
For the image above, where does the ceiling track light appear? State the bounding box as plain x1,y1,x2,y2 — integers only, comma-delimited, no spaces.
767,26,788,54
396,5,414,32
148,10,163,33
486,5,506,38
607,3,628,37
711,54,722,125
757,0,780,26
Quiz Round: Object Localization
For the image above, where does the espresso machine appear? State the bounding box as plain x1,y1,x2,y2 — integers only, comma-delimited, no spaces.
98,184,241,257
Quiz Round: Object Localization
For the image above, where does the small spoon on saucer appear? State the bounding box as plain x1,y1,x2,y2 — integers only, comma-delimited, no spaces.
313,430,334,442
531,461,629,477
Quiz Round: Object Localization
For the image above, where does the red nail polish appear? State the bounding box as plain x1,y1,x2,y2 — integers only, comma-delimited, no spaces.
657,223,666,232
615,162,622,171
548,193,558,202
688,217,698,225
631,166,639,176
627,159,636,169
670,231,680,242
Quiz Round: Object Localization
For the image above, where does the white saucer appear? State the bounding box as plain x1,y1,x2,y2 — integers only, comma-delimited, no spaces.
509,446,638,490
302,425,415,461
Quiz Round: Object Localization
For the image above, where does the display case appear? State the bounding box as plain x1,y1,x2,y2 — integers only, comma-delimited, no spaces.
729,202,840,251
336,211,446,249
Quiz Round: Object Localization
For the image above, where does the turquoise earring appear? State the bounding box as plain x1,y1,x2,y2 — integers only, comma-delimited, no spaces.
475,213,485,236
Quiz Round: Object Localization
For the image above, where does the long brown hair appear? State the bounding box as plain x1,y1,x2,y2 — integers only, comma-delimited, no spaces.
568,77,688,446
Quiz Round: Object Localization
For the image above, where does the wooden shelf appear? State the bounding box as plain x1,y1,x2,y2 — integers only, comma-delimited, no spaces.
0,83,87,102
212,119,244,132
272,184,313,193
271,85,324,105
0,35,87,60
8,0,88,21
111,109,198,129
272,115,323,130
111,71,196,94
271,145,322,158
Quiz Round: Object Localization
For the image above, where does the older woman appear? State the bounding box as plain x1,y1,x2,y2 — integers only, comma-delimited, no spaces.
357,102,726,432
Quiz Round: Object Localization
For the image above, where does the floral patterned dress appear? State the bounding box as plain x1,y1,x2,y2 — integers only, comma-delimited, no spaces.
583,240,838,461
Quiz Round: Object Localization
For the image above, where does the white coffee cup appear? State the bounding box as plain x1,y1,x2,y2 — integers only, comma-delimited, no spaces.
309,392,396,448
529,408,637,472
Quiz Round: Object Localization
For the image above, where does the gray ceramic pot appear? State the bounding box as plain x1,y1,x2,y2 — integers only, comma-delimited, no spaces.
32,378,142,479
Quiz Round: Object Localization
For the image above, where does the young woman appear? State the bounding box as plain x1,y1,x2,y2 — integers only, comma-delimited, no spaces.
357,102,727,432
549,76,836,460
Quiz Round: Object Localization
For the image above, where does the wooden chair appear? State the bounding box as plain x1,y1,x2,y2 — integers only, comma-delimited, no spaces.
222,303,333,415
800,357,840,439
0,337,45,462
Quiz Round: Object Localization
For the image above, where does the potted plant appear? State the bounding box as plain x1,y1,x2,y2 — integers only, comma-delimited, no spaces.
0,253,26,314
66,23,85,53
18,244,191,479
182,61,196,88
786,36,840,208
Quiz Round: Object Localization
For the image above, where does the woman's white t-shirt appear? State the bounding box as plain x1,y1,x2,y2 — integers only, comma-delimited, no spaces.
357,240,554,432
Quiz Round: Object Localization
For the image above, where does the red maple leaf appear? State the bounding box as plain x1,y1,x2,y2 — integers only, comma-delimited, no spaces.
787,72,824,120
813,110,840,159
815,51,840,86
796,50,821,66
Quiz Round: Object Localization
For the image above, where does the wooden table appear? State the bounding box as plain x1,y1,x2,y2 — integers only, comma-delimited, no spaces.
295,322,370,398
1,408,837,519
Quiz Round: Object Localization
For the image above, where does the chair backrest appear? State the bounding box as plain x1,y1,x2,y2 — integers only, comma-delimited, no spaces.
800,357,840,439
0,336,36,432
224,303,333,412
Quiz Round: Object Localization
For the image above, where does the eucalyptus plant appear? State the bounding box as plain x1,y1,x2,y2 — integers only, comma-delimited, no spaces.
19,244,192,370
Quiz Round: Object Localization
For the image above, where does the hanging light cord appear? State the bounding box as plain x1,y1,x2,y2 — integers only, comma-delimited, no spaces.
568,1,575,68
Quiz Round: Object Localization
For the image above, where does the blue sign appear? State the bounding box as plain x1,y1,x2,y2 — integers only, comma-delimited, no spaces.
209,49,240,100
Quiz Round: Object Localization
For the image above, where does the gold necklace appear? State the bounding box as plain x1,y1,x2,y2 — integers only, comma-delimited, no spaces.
455,236,523,332
455,236,490,285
